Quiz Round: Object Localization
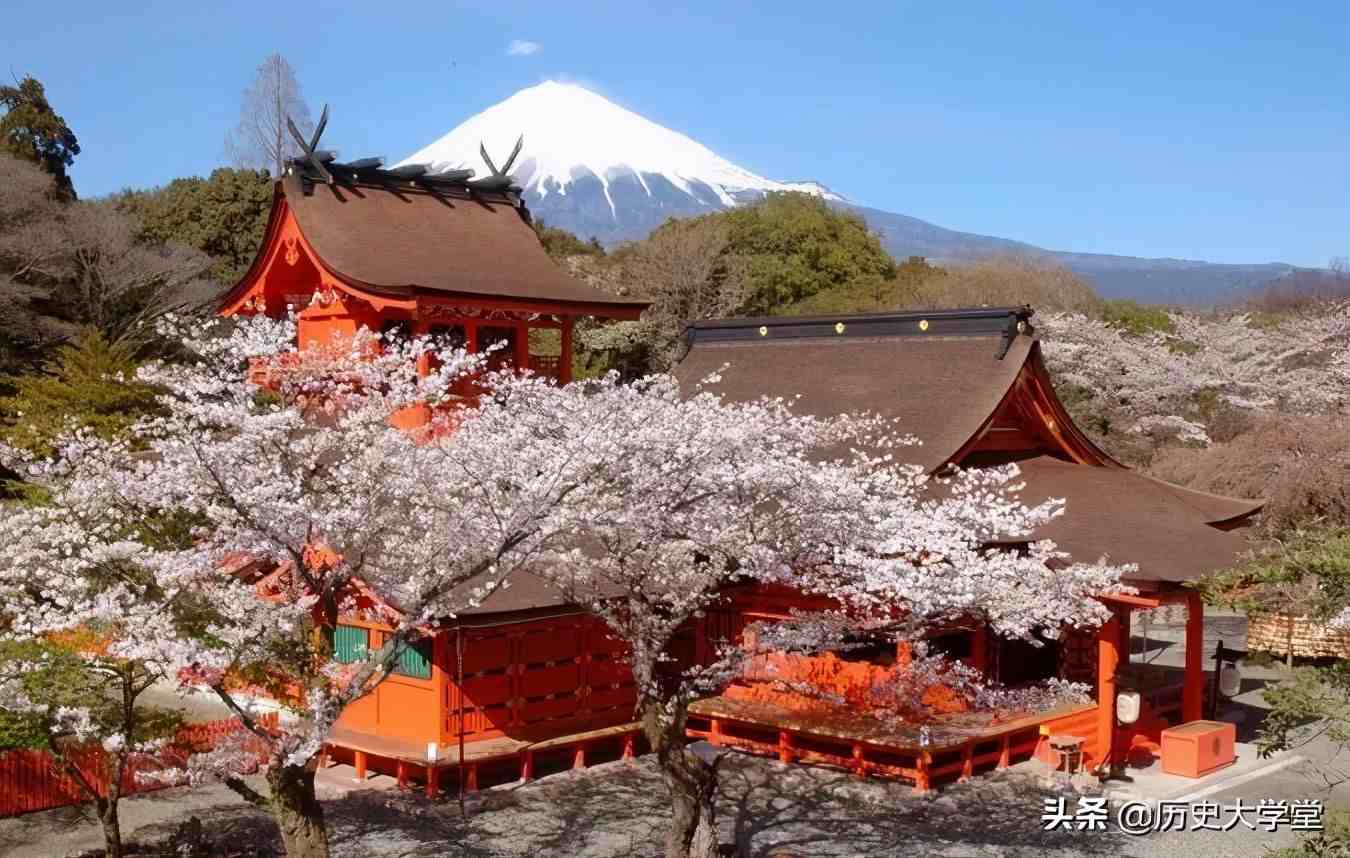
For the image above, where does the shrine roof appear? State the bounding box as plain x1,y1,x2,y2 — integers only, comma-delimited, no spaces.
1009,455,1259,585
277,172,646,314
674,306,1264,583
675,307,1035,473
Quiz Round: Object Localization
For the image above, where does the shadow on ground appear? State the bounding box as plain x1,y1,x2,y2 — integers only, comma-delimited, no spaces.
113,755,1125,858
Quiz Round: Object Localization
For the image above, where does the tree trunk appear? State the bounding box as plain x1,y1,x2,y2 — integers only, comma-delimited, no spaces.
268,763,330,858
98,799,123,858
642,698,720,858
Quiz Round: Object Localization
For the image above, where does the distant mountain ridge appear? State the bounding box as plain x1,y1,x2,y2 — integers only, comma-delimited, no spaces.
400,81,1311,305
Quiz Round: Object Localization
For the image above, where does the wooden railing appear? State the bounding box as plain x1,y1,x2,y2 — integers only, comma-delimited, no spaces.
0,713,277,818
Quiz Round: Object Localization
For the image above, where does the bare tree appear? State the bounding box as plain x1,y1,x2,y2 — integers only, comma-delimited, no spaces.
581,217,748,374
0,155,214,371
225,54,314,177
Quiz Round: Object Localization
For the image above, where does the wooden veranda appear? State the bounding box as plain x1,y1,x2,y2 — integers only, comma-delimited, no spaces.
687,696,1098,792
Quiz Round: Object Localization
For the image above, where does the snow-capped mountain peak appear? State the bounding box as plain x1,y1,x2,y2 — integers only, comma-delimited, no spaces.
397,81,843,236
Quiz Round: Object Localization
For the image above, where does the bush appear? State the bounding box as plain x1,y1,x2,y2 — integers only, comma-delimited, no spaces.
1101,298,1175,335
1149,414,1350,532
533,221,604,259
1269,807,1350,858
0,329,162,459
911,255,1103,314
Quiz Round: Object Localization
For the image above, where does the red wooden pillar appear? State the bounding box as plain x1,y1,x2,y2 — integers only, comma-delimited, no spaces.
777,730,793,764
621,733,636,760
1183,592,1205,723
521,750,535,781
968,624,989,676
354,750,367,781
1096,612,1121,772
573,743,587,770
559,317,574,384
425,765,439,798
514,323,529,371
914,751,932,794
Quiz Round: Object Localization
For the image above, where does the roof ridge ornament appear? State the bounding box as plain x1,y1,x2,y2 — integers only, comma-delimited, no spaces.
288,104,333,184
471,134,525,193
282,103,495,195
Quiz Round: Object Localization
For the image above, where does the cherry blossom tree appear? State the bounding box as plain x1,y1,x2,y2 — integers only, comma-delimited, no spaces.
1,314,506,858
1039,302,1350,446
5,314,1128,858
0,539,182,858
484,372,1127,858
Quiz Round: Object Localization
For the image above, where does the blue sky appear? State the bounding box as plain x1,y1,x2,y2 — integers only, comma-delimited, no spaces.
7,0,1346,266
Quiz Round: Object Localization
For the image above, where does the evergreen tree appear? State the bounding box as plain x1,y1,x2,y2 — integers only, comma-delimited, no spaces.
0,330,162,460
719,192,897,313
533,219,606,259
0,76,80,200
116,168,274,285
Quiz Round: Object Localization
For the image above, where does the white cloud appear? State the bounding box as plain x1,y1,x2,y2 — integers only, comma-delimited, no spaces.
507,40,542,57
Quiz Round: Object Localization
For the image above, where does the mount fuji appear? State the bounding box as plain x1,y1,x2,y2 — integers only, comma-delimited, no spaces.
398,81,846,246
399,82,1307,304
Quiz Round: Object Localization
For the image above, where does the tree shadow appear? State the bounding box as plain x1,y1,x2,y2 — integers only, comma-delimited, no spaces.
715,754,1123,858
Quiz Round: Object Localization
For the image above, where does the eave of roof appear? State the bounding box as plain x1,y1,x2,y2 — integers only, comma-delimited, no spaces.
221,175,648,319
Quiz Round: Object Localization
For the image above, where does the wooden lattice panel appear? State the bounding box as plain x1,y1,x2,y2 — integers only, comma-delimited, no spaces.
1057,626,1097,686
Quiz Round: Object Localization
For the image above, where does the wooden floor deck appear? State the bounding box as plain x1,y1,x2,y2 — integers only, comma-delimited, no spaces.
687,696,1097,792
323,722,644,797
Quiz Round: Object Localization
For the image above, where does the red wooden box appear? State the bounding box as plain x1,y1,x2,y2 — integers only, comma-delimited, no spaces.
1160,720,1236,778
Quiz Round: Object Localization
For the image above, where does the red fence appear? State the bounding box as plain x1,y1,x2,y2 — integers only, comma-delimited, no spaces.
0,713,277,818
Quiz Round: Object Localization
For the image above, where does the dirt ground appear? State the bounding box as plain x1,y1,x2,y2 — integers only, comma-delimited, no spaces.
0,754,1122,858
0,612,1329,858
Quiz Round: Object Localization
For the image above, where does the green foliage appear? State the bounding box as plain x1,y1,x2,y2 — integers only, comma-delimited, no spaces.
0,639,182,751
787,256,941,315
1201,528,1350,622
0,76,79,200
115,168,274,285
1201,530,1350,761
0,329,162,459
1257,662,1350,757
533,220,604,259
1269,807,1350,857
1101,298,1175,336
717,193,897,314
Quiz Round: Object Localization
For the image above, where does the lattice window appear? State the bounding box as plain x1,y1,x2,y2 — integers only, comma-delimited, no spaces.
333,624,369,664
392,637,433,679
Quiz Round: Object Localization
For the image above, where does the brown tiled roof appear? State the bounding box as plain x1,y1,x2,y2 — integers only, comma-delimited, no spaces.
1012,456,1254,585
281,174,646,315
674,311,1031,472
674,308,1262,583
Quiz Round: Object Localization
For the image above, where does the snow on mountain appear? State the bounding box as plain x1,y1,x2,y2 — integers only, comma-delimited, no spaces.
397,81,844,235
398,81,1304,304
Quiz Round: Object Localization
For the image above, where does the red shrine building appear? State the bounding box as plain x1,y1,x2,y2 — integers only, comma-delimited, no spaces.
220,146,1261,794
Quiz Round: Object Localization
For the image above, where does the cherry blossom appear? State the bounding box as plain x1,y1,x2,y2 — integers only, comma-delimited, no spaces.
2,317,1131,858
1039,302,1350,444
